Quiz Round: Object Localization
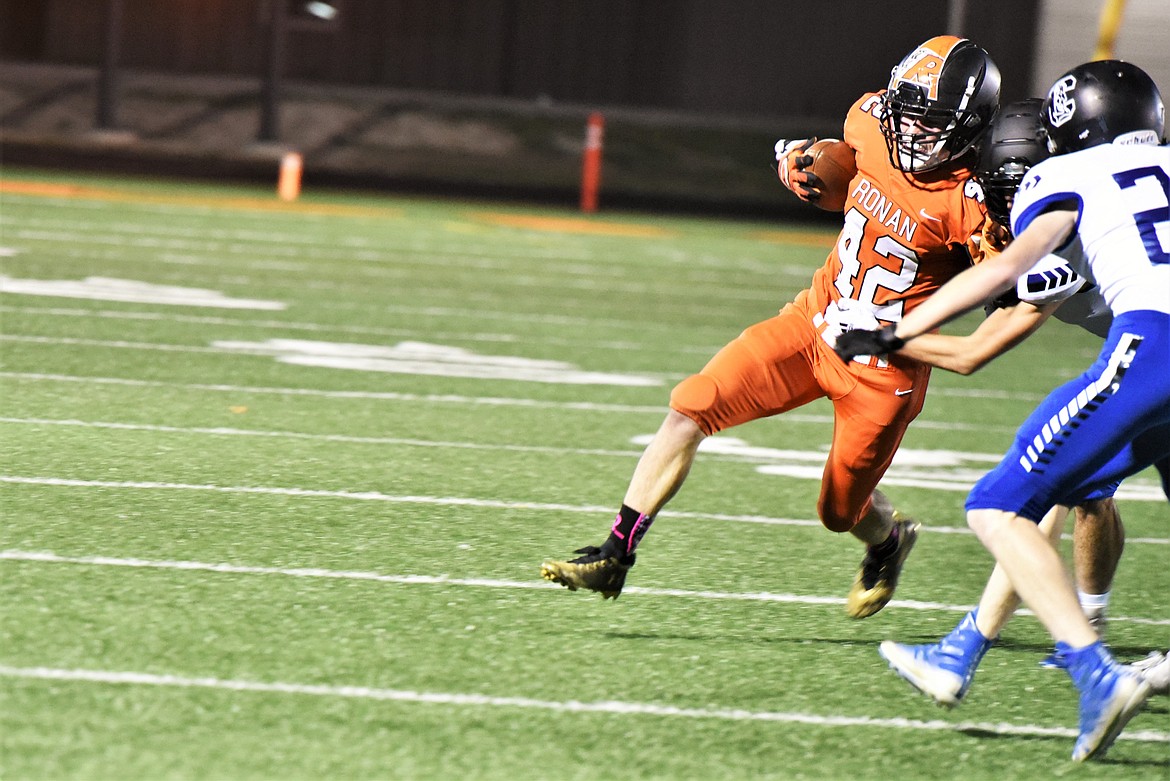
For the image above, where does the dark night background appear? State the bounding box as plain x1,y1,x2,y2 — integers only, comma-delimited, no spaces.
2,1,1042,120
0,1,1047,215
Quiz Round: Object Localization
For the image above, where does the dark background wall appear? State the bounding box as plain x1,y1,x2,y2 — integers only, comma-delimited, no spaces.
3,0,1040,124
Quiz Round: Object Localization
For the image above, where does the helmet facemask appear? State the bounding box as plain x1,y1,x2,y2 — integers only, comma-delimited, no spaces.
881,81,987,174
980,158,1030,227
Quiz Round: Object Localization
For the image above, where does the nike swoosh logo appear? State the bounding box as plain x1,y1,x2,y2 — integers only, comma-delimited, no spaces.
894,388,914,396
919,209,942,222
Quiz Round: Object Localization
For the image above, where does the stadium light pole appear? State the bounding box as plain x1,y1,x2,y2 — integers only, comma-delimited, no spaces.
258,0,288,142
96,0,124,130
258,1,339,143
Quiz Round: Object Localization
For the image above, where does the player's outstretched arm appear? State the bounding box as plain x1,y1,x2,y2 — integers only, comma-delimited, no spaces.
893,209,1077,342
898,301,1057,375
834,209,1078,367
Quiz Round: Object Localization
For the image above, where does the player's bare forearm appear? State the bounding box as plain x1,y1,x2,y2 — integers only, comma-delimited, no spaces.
895,210,1077,343
899,302,1055,375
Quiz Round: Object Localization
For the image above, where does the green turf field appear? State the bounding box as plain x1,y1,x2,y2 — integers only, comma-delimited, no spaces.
1,169,1166,780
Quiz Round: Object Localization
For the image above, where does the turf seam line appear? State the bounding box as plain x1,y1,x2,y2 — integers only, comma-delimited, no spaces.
0,371,1047,430
3,550,1168,626
0,665,1165,744
2,475,1167,543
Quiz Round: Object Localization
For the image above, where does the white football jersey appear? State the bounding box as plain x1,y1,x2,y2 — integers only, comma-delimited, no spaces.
1011,141,1170,317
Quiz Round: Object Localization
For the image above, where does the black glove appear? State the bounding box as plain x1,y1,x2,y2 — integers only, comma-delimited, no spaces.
834,324,905,363
775,137,824,203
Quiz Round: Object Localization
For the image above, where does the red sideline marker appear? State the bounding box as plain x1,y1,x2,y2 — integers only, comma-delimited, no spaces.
580,112,604,213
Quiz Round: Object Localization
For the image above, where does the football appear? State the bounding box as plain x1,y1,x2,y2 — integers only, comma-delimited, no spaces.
805,139,857,211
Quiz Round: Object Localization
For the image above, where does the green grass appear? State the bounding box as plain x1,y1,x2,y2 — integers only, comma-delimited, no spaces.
1,168,1167,780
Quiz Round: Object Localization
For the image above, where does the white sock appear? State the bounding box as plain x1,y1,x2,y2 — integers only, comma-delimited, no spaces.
1079,591,1110,635
1078,590,1111,616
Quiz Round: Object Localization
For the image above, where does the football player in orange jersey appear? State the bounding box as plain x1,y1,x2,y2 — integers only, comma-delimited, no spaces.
541,35,1001,616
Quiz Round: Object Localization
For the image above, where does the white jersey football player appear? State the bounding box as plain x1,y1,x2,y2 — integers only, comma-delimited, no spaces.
888,97,1126,684
833,60,1170,761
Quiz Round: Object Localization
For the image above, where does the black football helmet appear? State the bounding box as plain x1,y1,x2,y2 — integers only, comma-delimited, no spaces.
880,35,1001,174
975,98,1049,227
1042,60,1166,154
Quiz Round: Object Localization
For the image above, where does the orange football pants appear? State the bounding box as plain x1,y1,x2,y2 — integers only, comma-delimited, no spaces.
669,301,930,533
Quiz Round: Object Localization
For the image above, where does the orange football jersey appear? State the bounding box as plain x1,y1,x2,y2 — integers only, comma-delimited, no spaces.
796,92,989,324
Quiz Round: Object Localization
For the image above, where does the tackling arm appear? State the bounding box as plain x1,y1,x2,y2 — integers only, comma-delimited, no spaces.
833,209,1079,364
894,209,1077,342
898,301,1058,375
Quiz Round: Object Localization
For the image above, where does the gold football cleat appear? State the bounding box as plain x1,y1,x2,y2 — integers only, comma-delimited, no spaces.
540,546,634,600
846,517,920,618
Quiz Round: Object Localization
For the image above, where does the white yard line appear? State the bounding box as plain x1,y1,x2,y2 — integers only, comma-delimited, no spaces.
3,416,1167,512
2,550,1168,627
0,305,688,352
0,305,1062,399
0,224,786,301
2,333,264,355
0,371,668,412
4,472,1168,545
0,664,1166,745
0,371,1032,430
0,335,676,386
0,474,825,528
0,292,718,335
0,416,647,457
0,209,810,277
0,217,597,263
2,305,1063,387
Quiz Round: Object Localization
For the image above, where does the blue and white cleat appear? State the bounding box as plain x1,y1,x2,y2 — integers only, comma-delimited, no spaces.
878,610,992,708
1061,642,1153,762
1072,668,1151,761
